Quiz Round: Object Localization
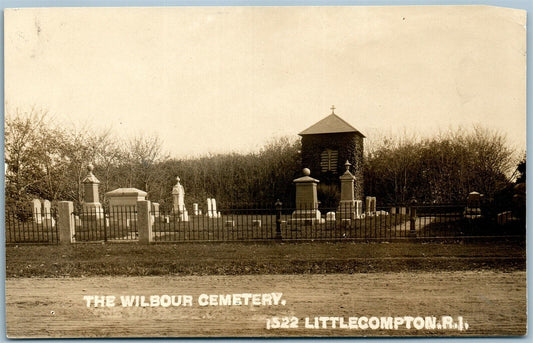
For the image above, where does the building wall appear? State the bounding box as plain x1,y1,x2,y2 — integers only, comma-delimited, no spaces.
301,132,364,201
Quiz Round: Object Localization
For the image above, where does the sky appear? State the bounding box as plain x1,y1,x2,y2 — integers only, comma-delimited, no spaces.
4,5,527,157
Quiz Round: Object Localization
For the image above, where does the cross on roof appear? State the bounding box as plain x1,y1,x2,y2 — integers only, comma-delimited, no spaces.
330,105,336,114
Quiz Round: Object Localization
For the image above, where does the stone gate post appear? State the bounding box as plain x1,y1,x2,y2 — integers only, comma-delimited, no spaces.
137,200,153,244
58,201,75,244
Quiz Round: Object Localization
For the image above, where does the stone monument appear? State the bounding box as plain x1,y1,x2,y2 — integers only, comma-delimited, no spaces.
42,199,55,227
82,163,104,218
105,187,148,228
206,198,220,218
32,199,42,224
290,168,322,225
464,191,482,219
337,160,362,220
172,176,189,221
365,196,377,216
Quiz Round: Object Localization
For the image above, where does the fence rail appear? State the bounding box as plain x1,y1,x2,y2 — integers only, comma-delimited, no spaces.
5,202,525,245
72,206,139,242
5,208,59,244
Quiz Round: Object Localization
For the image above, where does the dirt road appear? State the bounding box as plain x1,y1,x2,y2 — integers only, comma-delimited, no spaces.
5,271,526,338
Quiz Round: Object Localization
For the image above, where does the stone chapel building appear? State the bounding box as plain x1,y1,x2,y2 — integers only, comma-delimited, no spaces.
298,106,365,201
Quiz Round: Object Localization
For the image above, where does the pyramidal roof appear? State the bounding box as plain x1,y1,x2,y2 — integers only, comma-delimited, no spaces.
298,111,365,137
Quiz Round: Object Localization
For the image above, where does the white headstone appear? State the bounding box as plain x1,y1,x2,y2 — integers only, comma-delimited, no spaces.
211,198,218,217
151,202,160,217
32,199,42,224
355,200,363,218
42,200,52,219
365,196,372,215
207,198,213,217
326,212,336,221
193,203,199,216
181,210,189,222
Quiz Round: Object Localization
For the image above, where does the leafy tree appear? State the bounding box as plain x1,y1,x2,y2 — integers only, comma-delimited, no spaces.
5,107,65,207
364,127,517,204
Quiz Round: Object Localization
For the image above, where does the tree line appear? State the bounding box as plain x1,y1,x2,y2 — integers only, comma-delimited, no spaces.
5,108,523,211
4,108,301,210
364,127,521,205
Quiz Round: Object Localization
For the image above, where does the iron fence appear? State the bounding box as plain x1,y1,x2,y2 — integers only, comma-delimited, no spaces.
151,203,524,242
5,202,524,244
72,206,138,242
5,208,59,244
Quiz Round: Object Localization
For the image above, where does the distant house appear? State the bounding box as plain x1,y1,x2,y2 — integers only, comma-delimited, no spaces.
299,107,365,201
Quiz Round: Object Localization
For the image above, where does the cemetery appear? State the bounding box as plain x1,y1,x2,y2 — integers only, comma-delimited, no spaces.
6,163,519,244
5,109,525,245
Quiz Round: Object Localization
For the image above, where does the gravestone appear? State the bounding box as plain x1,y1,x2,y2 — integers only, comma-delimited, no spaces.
212,199,220,218
497,211,512,225
355,200,363,218
82,164,104,219
172,176,189,221
365,196,372,215
106,187,147,228
290,168,322,225
207,198,213,217
151,202,160,217
193,203,199,216
337,161,360,220
42,200,52,219
106,188,147,209
370,197,377,215
32,199,42,224
464,191,482,219
80,164,105,238
211,198,218,216
42,199,55,227
207,198,220,218
326,212,336,221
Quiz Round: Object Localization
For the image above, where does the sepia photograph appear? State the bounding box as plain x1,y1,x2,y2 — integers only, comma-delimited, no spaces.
3,2,528,339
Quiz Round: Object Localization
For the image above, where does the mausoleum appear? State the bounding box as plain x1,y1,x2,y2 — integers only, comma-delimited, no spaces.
299,106,365,200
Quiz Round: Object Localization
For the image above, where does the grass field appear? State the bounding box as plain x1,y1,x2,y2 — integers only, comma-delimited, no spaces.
6,239,525,277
